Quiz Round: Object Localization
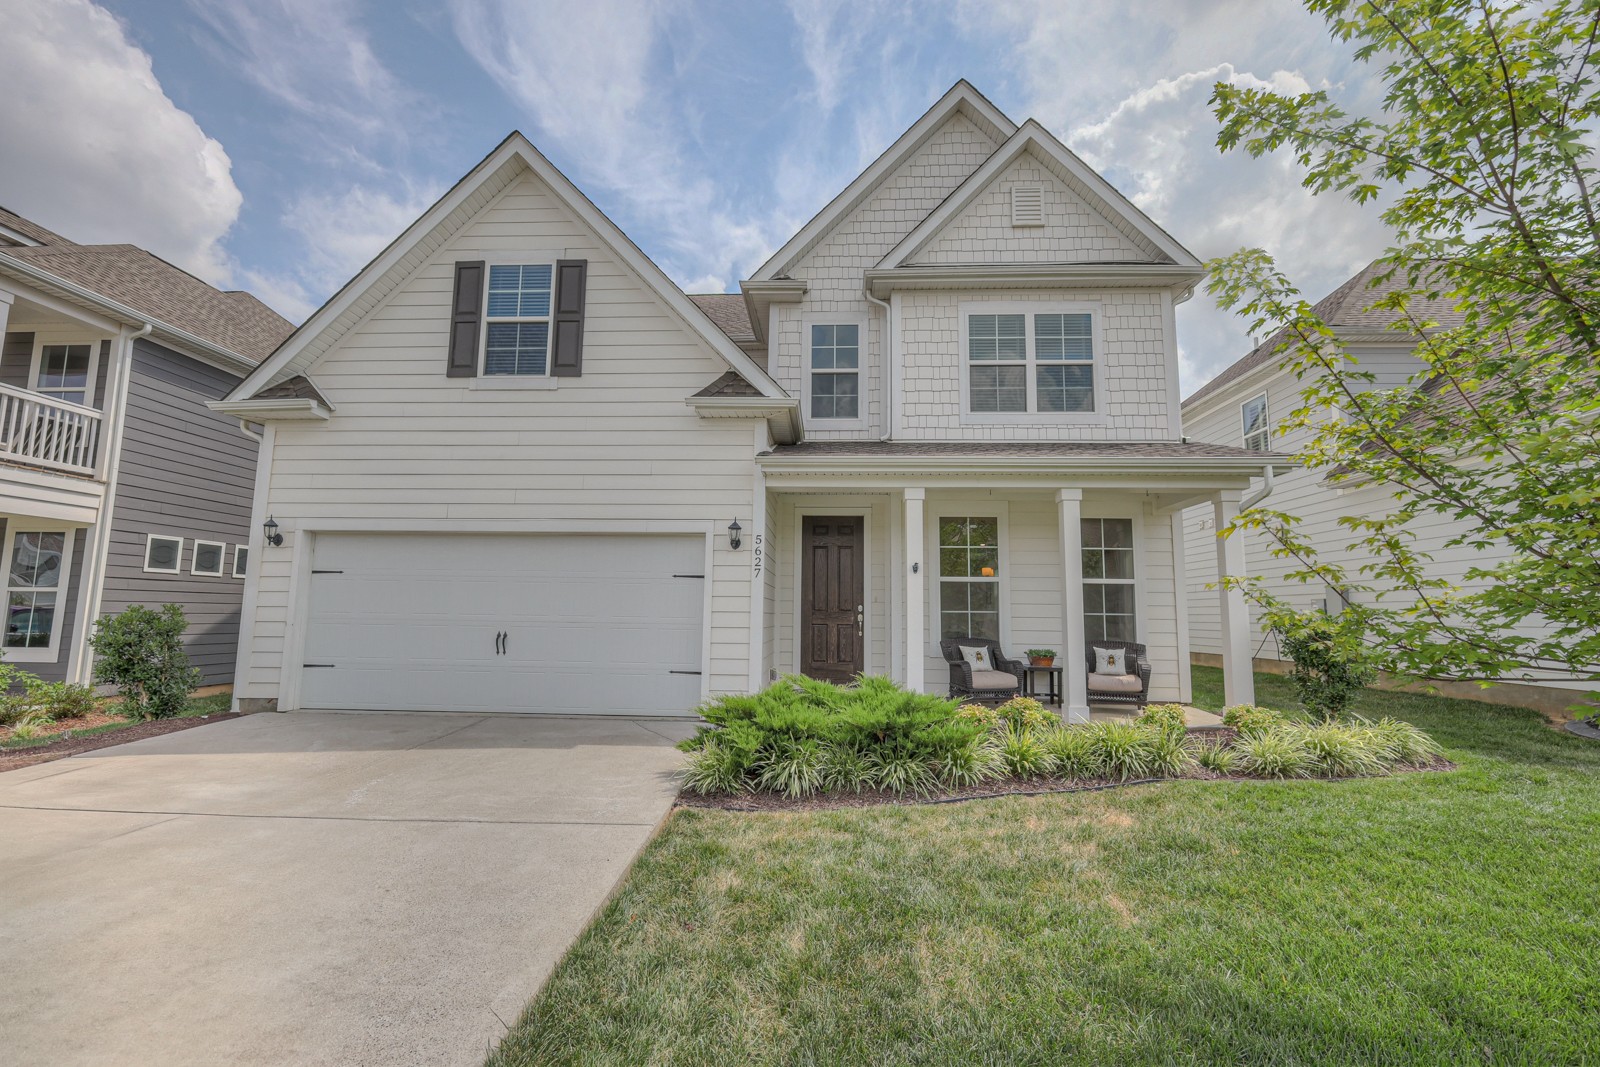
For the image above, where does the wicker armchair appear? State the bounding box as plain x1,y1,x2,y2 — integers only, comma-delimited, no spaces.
940,638,1025,703
1084,640,1152,707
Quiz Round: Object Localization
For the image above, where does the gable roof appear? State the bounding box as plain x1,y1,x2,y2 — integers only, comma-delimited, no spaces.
878,120,1199,270
0,243,293,364
1183,261,1467,409
228,132,786,404
748,80,1017,282
0,205,73,247
689,293,755,345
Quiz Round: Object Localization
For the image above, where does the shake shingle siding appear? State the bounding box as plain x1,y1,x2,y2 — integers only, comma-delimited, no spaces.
98,339,257,684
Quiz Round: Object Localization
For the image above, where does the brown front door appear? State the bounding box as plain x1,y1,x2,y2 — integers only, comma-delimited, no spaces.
801,515,864,683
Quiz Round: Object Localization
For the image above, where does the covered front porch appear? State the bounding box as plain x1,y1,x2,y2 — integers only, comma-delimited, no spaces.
753,443,1282,720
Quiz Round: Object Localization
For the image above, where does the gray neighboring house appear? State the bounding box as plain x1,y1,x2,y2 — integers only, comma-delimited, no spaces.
0,206,293,686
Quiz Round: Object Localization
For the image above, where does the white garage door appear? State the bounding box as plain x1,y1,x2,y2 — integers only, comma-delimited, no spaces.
299,532,706,715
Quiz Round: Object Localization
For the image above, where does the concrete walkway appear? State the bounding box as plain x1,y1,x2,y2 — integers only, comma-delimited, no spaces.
0,711,692,1067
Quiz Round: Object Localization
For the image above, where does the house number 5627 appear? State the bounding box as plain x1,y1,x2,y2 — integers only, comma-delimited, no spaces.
752,533,764,579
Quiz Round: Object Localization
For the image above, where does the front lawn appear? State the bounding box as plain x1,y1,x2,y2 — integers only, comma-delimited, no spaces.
487,666,1600,1066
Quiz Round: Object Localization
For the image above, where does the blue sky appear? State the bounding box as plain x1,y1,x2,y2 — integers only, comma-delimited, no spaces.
1,0,1394,390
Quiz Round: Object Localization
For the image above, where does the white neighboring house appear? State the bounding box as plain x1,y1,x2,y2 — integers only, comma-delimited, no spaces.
1181,262,1591,713
215,81,1286,721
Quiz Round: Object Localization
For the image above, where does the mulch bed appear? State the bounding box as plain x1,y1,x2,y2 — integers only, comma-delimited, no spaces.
676,755,1457,813
0,714,242,774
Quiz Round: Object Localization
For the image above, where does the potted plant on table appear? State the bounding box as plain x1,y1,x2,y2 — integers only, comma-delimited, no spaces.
1025,648,1057,667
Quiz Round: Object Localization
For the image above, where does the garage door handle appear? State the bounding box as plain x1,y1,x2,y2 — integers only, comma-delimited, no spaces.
668,669,702,675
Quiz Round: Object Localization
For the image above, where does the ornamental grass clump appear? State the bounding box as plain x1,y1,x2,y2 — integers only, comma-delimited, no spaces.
1195,739,1238,774
1145,729,1197,777
1087,721,1155,781
1365,716,1444,766
1043,726,1102,779
933,738,1003,789
1234,728,1313,779
998,723,1056,778
1297,722,1386,779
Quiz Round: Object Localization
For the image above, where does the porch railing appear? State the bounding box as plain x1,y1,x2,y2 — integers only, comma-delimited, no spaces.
0,382,103,476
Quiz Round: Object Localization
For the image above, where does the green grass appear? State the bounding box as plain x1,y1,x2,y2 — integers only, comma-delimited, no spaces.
487,667,1600,1066
0,690,232,751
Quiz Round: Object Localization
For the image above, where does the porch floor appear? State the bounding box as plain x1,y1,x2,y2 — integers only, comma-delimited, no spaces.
1087,705,1224,728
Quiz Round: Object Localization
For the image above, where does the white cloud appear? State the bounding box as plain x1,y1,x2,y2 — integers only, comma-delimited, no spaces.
0,0,241,282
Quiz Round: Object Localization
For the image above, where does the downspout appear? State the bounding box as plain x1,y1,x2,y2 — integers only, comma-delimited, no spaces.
1241,464,1276,510
865,287,894,441
69,320,152,685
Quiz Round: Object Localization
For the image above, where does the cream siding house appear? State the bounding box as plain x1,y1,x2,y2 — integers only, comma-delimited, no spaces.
1181,263,1589,713
219,81,1284,720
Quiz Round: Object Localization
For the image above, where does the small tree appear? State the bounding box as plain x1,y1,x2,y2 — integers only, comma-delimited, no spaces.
91,604,199,720
1268,605,1379,720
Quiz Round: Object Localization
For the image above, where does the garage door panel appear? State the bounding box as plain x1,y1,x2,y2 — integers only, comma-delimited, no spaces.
300,533,706,715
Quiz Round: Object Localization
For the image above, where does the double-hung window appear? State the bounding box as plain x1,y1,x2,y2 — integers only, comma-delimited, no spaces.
34,343,95,407
808,323,861,421
938,517,1000,641
483,264,552,376
1081,518,1136,642
964,307,1098,418
1242,393,1270,452
3,529,70,657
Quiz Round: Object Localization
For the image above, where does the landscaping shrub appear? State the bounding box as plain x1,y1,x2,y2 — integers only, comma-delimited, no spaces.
1297,722,1386,778
821,743,874,794
954,703,1001,732
995,696,1056,734
1234,729,1313,778
998,723,1056,778
22,678,97,720
90,604,200,720
1365,716,1445,766
866,750,937,796
1043,726,1102,779
1145,730,1197,777
1276,610,1379,720
933,738,1003,789
1195,739,1238,774
1135,702,1188,738
681,741,749,795
1223,703,1285,736
1088,722,1155,781
756,737,828,798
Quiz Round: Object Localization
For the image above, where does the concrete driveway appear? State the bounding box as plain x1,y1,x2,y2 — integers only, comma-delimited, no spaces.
0,711,691,1067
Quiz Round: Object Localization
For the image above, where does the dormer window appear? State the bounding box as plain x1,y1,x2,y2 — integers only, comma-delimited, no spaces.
962,305,1099,421
1242,393,1270,451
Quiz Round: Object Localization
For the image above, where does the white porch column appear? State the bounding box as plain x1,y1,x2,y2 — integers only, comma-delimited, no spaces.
903,487,926,693
1214,489,1256,707
1057,488,1089,723
0,288,14,338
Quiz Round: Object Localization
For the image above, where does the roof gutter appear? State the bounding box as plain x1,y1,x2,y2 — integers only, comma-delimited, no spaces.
1241,463,1277,509
0,251,257,374
757,453,1296,475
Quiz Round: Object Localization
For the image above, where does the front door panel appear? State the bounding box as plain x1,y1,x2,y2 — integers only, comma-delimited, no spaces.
801,516,864,684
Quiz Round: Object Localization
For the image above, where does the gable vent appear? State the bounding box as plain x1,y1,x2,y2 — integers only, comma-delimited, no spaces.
1011,185,1045,227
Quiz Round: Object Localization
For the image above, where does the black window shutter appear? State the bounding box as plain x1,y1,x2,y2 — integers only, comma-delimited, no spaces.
550,259,588,377
447,260,485,378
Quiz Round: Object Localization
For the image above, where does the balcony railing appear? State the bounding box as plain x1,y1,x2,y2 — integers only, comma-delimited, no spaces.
0,382,103,476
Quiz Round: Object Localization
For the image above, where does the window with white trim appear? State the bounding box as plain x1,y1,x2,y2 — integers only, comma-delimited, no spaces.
4,530,69,655
1082,518,1136,643
191,540,225,576
33,342,96,407
232,545,248,578
1242,393,1270,452
938,517,1000,641
808,324,860,420
483,264,552,376
144,534,182,574
965,309,1096,416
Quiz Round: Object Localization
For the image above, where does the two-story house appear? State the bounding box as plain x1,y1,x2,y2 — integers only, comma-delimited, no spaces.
216,81,1285,721
1181,262,1588,714
0,207,292,686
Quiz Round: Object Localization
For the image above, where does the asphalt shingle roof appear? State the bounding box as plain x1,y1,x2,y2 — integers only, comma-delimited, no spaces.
1185,261,1467,409
1,243,293,364
689,293,755,343
0,205,73,247
691,370,764,398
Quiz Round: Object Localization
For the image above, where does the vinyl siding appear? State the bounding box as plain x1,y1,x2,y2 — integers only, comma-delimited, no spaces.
99,340,255,685
237,165,761,706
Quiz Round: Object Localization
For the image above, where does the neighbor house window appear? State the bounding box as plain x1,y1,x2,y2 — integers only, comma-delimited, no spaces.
1242,393,1270,452
232,545,248,578
4,530,68,655
938,517,1000,641
33,343,95,407
1082,518,1136,643
483,264,552,376
144,534,182,574
965,308,1096,416
809,324,860,420
191,540,225,576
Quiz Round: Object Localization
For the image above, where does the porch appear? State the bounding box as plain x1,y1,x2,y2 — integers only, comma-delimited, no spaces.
754,443,1283,720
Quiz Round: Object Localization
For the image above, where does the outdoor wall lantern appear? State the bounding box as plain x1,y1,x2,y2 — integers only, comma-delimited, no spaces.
728,518,743,550
262,516,283,548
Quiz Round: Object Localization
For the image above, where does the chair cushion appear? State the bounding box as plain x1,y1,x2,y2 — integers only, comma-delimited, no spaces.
959,645,993,671
1087,673,1142,694
1092,646,1127,675
969,669,1019,690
